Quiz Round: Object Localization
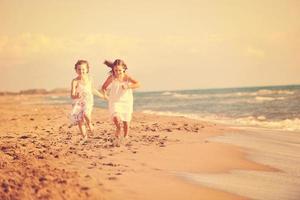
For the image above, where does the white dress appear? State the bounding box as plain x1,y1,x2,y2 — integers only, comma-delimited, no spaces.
108,78,133,122
70,80,94,125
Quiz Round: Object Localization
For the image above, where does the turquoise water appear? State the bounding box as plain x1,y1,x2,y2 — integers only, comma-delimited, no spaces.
46,84,300,131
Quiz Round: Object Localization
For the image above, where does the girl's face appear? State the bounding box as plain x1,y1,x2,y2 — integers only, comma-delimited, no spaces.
113,65,124,77
76,64,88,76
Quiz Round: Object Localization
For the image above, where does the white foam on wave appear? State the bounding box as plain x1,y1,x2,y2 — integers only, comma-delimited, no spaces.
212,116,300,132
161,92,246,100
162,91,173,95
142,110,300,131
255,96,285,102
255,96,276,101
257,89,295,95
172,93,191,99
142,110,202,120
232,89,292,97
159,89,294,101
231,89,293,99
218,96,285,104
160,92,206,100
230,117,300,131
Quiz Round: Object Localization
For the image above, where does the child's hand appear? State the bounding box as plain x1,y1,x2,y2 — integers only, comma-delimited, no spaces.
74,93,81,99
103,94,109,101
97,93,108,101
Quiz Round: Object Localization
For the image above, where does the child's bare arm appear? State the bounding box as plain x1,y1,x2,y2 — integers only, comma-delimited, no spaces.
70,79,80,99
89,77,106,100
101,75,113,98
101,75,113,90
124,75,141,89
93,88,107,100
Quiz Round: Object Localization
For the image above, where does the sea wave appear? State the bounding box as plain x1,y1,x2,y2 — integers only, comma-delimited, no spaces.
160,92,235,100
142,110,300,132
257,89,295,95
228,117,300,131
236,89,295,96
254,96,285,102
162,91,173,95
206,96,285,105
158,89,294,100
142,110,201,119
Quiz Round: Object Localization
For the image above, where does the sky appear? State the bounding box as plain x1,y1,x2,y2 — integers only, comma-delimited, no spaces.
0,0,299,92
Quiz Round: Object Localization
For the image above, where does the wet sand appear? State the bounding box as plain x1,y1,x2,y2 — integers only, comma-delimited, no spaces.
199,128,300,200
0,95,290,200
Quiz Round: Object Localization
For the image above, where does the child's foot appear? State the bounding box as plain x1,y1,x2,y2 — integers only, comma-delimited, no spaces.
80,134,88,144
87,123,94,134
120,135,128,145
114,136,121,147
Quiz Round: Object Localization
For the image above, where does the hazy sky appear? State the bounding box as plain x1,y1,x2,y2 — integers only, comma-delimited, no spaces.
1,0,299,92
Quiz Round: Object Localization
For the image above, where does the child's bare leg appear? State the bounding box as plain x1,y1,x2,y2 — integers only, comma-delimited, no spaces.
113,117,121,138
84,114,94,134
78,121,87,139
123,121,130,138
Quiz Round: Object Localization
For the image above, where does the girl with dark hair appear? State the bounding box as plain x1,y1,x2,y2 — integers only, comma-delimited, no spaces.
101,59,140,146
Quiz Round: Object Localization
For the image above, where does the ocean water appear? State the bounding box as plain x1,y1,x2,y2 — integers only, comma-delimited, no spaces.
178,128,300,200
46,84,300,131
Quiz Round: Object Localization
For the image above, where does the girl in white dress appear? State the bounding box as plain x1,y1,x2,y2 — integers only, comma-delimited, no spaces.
70,60,105,141
101,59,140,145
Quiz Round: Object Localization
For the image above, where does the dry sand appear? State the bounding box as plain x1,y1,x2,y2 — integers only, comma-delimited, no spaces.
0,95,282,200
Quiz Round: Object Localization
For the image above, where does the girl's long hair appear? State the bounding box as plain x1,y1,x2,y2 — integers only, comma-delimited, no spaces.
104,59,128,76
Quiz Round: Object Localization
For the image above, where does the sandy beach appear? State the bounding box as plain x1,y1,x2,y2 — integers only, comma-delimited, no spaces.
1,94,299,200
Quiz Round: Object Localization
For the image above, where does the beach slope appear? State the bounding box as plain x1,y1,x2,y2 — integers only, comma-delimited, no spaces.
0,95,282,200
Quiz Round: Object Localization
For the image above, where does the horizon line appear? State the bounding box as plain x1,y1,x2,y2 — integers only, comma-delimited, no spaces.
1,83,300,94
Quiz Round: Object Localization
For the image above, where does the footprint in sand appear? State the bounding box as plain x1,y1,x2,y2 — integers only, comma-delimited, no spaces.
93,144,102,148
159,143,166,147
2,135,15,139
39,176,47,182
19,135,31,139
80,186,89,191
102,162,117,167
1,182,9,193
54,155,59,158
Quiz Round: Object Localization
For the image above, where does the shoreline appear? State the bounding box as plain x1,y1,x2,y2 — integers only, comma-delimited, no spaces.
14,92,300,132
14,95,300,134
1,95,298,199
181,127,300,200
